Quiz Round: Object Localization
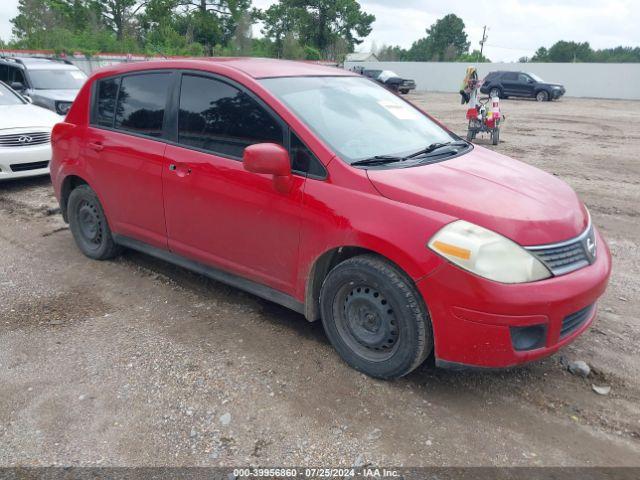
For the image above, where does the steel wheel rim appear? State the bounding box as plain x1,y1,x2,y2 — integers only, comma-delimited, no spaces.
78,200,103,246
490,88,500,98
335,284,400,362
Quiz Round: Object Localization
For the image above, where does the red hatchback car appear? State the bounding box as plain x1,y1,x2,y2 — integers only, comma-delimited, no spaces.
50,58,611,378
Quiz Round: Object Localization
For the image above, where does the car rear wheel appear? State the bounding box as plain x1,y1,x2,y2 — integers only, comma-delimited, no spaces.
68,184,122,260
320,255,432,379
536,90,549,102
489,87,501,98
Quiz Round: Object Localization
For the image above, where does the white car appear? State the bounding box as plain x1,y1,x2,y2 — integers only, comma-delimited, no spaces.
0,81,60,180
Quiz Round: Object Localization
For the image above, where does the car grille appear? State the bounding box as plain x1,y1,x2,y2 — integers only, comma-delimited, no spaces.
561,304,594,338
526,224,596,276
10,160,49,172
0,131,51,147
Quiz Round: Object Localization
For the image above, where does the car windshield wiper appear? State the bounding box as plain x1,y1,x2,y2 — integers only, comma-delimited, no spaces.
350,155,406,167
351,141,470,167
405,140,469,159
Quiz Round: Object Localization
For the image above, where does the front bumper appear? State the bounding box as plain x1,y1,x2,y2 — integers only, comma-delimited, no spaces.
0,143,51,180
418,228,611,368
551,88,565,99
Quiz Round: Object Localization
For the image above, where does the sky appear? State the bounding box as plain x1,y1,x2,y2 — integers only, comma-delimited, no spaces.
1,0,639,61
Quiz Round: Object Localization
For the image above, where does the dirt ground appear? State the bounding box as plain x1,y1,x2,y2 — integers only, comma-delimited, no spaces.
0,93,639,467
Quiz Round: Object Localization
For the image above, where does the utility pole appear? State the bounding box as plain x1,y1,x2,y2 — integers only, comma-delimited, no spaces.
478,25,488,62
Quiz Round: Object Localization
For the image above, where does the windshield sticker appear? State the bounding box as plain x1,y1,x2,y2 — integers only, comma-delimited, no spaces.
377,100,420,120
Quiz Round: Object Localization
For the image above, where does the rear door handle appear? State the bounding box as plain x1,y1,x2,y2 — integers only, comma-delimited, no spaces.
88,141,104,152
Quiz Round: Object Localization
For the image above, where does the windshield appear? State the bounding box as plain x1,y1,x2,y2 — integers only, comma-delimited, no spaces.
0,83,26,105
529,73,545,82
28,69,87,90
260,76,455,163
378,71,399,81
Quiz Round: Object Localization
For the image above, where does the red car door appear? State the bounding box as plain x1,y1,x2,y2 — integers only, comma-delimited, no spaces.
162,73,305,294
85,72,174,249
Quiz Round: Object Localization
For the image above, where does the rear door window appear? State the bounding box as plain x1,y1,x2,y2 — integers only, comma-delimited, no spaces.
114,72,171,138
177,74,284,158
503,72,518,81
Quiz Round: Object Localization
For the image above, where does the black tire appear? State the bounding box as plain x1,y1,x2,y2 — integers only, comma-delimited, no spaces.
489,87,501,99
400,89,409,95
536,90,549,102
67,184,122,260
491,128,500,145
320,255,433,379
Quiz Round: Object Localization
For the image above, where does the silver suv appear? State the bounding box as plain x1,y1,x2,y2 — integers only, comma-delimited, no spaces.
0,56,88,115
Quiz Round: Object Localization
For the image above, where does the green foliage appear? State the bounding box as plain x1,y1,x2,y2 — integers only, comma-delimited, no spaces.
376,44,407,61
531,41,640,63
406,14,469,61
10,3,639,65
457,50,490,63
304,45,321,60
260,0,375,59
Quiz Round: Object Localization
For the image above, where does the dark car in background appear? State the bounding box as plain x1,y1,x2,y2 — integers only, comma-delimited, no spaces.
360,68,416,94
481,71,566,101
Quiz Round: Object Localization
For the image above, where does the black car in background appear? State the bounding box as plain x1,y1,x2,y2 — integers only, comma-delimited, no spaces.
359,68,416,94
481,71,566,101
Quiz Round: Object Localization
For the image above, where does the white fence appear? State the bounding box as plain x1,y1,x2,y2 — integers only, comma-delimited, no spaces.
344,61,640,100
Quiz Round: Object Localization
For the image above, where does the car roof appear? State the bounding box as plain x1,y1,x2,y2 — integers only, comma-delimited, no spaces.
0,57,79,70
95,57,356,79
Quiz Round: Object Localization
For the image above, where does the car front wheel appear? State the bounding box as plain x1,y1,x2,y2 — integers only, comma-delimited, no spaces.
536,90,549,102
320,255,433,379
489,87,501,98
68,184,122,260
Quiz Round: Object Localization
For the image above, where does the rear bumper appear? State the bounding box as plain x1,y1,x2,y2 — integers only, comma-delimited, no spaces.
0,143,51,180
417,228,611,368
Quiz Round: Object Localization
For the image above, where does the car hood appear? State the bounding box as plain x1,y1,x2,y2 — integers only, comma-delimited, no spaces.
0,104,60,130
30,89,79,102
540,82,564,89
366,146,588,246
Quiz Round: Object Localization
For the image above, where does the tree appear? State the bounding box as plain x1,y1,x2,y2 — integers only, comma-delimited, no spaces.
230,10,252,55
261,0,375,58
530,42,640,63
406,14,469,61
531,46,548,62
377,44,407,61
259,1,299,57
89,0,145,42
457,49,490,63
176,0,254,54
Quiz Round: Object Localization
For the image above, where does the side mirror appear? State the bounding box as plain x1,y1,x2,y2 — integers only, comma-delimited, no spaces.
10,82,24,92
243,143,292,192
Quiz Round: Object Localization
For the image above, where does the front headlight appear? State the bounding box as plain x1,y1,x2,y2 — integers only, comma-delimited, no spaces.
428,220,551,283
55,101,72,115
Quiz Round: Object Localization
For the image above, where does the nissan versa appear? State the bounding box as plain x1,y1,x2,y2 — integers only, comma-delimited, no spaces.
50,59,611,379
